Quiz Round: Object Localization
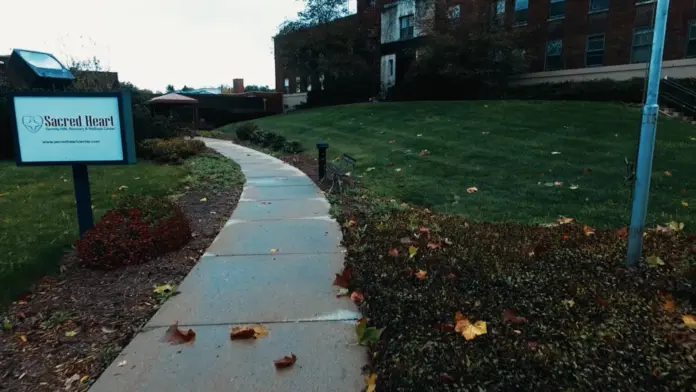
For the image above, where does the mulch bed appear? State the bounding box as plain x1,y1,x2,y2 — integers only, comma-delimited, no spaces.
281,153,696,391
0,186,241,392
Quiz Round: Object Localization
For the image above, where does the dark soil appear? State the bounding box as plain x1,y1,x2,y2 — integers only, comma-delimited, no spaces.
281,153,696,392
0,187,241,392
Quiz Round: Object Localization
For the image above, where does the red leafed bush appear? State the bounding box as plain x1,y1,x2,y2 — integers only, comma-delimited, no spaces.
76,196,192,269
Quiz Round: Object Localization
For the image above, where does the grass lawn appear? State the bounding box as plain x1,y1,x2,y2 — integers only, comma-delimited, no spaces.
222,101,696,229
0,162,186,303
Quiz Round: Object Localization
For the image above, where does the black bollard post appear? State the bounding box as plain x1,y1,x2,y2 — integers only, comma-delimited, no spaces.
316,141,329,179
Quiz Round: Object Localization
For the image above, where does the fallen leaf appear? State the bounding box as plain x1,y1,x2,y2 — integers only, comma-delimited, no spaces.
389,248,399,257
664,296,676,312
333,269,351,288
376,223,384,231
395,168,402,172
356,318,384,345
583,225,596,236
231,325,269,340
683,314,696,328
551,151,561,155
656,225,670,233
350,291,364,304
80,376,89,383
454,312,487,341
416,133,423,137
502,309,528,324
415,270,427,280
419,227,430,234
365,167,375,172
399,237,412,244
481,131,490,135
154,284,174,295
388,140,395,144
269,248,280,253
2,317,12,331
445,272,458,280
569,184,579,190
65,330,78,337
408,246,418,258
164,323,196,344
117,360,127,367
427,242,441,249
444,238,454,245
366,373,377,392
117,185,128,191
18,334,27,343
616,227,628,238
419,149,430,156
557,217,574,225
554,180,563,186
682,201,689,207
668,221,685,232
101,327,115,334
466,187,478,194
343,218,357,228
664,171,672,177
0,192,8,197
561,234,569,240
273,353,297,369
440,373,455,382
562,299,575,308
64,374,80,390
200,197,207,202
647,255,665,267
335,288,350,298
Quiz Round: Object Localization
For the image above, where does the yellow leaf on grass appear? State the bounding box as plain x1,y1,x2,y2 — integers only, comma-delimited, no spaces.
365,373,377,392
200,197,207,202
466,187,478,194
118,185,128,191
557,217,574,225
664,171,672,177
65,330,78,337
454,313,487,341
668,221,685,232
154,284,174,294
683,314,696,328
583,225,596,236
18,334,27,343
647,255,665,267
408,246,418,258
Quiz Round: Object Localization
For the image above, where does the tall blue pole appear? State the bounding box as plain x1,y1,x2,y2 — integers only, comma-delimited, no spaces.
627,0,671,267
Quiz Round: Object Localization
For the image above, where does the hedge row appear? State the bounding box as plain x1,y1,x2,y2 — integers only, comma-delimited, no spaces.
235,123,304,154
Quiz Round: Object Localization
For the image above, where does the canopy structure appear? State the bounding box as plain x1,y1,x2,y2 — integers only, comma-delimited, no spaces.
146,93,199,130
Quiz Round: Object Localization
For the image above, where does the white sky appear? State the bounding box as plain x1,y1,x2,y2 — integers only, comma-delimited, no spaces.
0,1,357,92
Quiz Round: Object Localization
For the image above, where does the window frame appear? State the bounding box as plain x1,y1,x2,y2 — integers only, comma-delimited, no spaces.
686,19,696,58
545,39,563,71
494,0,506,25
631,26,654,64
399,14,415,40
588,0,610,12
448,4,461,23
549,0,565,20
295,76,301,93
283,78,289,94
514,0,529,25
585,34,605,67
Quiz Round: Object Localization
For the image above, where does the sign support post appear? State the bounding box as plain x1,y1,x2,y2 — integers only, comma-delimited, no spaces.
71,164,94,237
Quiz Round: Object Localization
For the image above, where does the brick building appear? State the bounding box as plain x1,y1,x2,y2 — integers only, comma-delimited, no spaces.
275,0,696,94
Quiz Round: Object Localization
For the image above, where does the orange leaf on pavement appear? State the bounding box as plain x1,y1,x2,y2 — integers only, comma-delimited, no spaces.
164,323,196,344
231,325,269,340
332,269,352,288
274,353,297,369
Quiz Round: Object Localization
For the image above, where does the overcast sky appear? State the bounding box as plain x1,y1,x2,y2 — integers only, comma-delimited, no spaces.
0,0,356,92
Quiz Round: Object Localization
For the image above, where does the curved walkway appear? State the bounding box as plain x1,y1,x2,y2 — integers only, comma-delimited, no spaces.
90,138,364,392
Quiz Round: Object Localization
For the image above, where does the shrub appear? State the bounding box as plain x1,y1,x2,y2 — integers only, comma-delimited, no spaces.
198,130,225,139
76,196,191,269
138,138,206,163
236,122,259,141
283,140,305,154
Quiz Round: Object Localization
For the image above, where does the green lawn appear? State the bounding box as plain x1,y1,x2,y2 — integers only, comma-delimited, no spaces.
0,162,186,302
221,101,696,228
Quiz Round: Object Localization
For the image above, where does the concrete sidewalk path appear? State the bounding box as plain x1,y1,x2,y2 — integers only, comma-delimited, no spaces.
90,138,364,392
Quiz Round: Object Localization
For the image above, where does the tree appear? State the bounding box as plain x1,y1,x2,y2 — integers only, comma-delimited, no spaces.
244,85,272,92
278,0,349,34
393,0,529,100
180,85,193,92
166,84,175,92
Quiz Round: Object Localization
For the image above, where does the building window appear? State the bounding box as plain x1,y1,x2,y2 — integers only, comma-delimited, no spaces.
283,78,289,94
589,0,609,12
494,0,506,24
448,5,461,23
586,34,605,66
319,73,325,90
631,27,653,63
549,0,565,19
545,39,563,70
400,15,415,39
514,0,528,25
389,59,394,76
295,76,301,93
687,19,696,57
307,76,312,92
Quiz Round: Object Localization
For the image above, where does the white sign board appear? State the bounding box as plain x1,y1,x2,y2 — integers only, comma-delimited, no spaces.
12,96,124,163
